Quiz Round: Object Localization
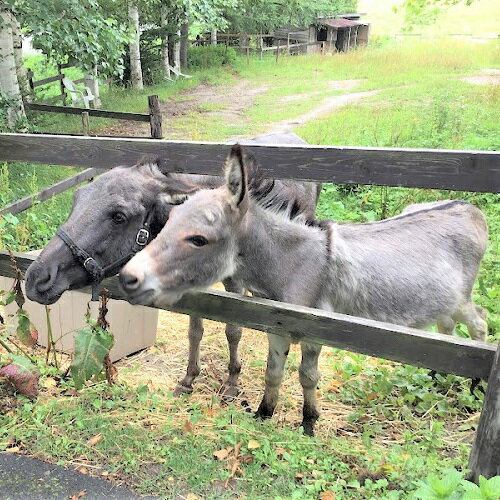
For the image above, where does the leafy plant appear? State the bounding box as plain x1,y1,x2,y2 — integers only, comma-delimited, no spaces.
70,292,115,389
188,45,237,69
415,469,500,500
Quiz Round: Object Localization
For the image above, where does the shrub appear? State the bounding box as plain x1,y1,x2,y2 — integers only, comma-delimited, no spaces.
187,45,237,69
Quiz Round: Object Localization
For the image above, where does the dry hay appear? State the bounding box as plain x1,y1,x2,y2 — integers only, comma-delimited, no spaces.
115,284,478,447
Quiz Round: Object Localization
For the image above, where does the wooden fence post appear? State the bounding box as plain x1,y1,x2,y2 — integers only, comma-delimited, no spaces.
468,343,500,482
57,64,67,106
81,111,90,136
148,95,163,139
276,40,281,62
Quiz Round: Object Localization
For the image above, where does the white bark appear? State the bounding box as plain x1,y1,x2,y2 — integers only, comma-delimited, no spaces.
211,29,217,46
160,7,171,80
11,12,29,100
128,2,143,90
0,8,26,129
173,29,181,71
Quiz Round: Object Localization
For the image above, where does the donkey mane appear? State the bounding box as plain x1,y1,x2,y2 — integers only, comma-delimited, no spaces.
241,149,314,225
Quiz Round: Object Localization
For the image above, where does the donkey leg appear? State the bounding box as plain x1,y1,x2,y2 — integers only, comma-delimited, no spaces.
453,301,488,341
174,316,204,396
437,316,456,335
255,333,291,420
299,342,322,436
221,278,244,398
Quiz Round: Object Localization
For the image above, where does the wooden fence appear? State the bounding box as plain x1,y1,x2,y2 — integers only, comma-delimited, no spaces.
26,61,80,105
24,95,163,139
0,132,499,481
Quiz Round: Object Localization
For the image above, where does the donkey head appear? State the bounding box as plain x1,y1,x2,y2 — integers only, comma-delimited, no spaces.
25,162,197,305
120,145,250,306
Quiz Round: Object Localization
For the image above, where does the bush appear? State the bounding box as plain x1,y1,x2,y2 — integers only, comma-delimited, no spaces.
187,45,237,69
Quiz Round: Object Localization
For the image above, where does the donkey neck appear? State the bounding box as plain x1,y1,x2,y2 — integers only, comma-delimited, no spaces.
234,203,329,306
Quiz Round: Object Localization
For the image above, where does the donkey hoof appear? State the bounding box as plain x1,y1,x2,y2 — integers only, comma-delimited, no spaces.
301,420,315,437
173,384,193,397
221,384,240,400
254,406,274,420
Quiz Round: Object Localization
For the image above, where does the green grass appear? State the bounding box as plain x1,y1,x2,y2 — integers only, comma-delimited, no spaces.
0,376,480,498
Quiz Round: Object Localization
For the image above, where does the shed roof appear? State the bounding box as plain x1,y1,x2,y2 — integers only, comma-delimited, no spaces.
318,18,366,29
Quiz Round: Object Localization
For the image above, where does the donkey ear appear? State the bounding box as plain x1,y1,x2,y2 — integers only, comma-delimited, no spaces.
160,174,199,205
225,144,248,212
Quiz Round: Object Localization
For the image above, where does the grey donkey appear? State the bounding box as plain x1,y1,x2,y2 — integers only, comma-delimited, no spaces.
119,145,489,436
25,133,320,397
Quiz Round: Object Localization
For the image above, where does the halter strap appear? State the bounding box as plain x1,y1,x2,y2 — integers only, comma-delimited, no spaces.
57,205,156,301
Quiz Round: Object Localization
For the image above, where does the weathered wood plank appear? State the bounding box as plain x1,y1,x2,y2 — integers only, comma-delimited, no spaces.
148,95,163,139
0,134,498,192
24,104,150,122
468,343,500,482
0,168,98,216
0,251,495,380
32,74,64,87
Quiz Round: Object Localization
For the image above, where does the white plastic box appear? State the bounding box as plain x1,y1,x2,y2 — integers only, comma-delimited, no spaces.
0,252,158,362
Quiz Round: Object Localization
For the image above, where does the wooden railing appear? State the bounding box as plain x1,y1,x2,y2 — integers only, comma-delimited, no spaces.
0,132,499,481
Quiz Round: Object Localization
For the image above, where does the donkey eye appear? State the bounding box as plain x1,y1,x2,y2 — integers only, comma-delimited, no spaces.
186,235,208,247
112,212,127,224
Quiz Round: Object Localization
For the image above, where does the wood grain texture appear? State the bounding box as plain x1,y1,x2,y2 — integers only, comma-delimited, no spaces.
148,95,163,139
0,250,495,380
468,343,500,482
0,168,97,215
24,104,150,122
32,74,64,87
0,133,498,191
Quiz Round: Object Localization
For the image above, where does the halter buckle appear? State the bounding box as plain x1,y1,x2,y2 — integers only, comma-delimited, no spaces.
136,228,150,246
83,257,99,273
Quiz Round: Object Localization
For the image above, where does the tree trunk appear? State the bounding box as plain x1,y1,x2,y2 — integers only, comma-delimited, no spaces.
128,2,143,90
10,12,30,100
0,8,26,129
211,29,217,46
173,29,181,71
180,20,188,69
160,7,171,79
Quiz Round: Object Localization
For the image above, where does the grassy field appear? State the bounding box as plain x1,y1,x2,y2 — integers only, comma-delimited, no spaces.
1,40,500,498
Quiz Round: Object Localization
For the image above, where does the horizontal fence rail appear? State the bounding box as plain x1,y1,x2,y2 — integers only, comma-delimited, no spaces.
24,103,151,123
0,168,98,216
0,251,495,380
0,134,499,192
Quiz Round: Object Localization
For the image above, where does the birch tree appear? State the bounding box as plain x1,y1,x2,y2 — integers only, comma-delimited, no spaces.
0,6,26,130
128,2,143,89
160,4,171,79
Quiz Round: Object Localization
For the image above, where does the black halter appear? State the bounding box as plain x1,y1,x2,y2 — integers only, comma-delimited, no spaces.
57,206,156,301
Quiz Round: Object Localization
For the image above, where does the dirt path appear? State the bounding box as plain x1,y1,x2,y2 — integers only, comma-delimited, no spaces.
461,69,500,85
101,79,269,139
101,78,382,140
265,89,381,135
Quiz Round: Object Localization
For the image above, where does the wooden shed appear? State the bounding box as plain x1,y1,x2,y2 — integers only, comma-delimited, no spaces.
273,15,370,54
312,17,370,52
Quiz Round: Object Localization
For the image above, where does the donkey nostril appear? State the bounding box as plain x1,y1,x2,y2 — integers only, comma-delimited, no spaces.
120,271,142,291
32,265,58,294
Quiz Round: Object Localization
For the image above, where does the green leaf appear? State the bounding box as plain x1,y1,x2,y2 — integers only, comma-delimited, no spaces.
0,291,16,306
479,475,500,499
2,213,19,225
16,309,38,348
70,327,114,389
